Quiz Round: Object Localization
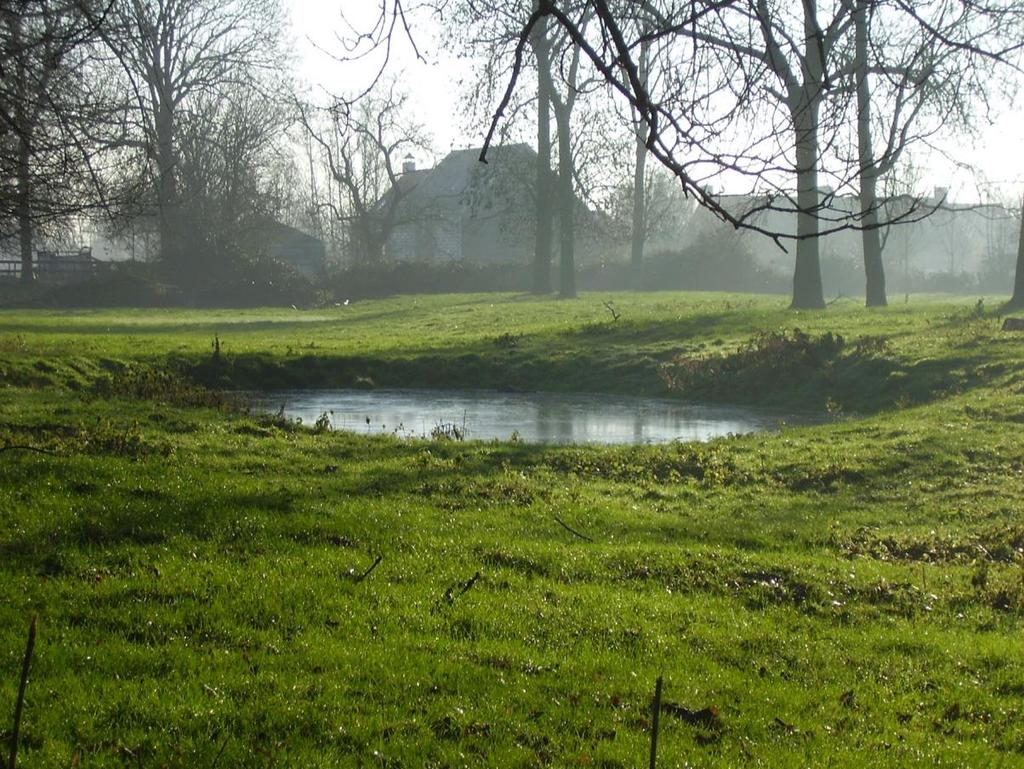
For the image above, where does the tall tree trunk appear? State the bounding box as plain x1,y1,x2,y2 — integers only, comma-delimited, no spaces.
1006,197,1024,310
630,39,650,290
16,134,33,286
553,100,575,299
9,10,34,286
854,0,886,307
790,0,825,310
630,133,646,289
532,13,554,295
156,95,181,276
791,102,825,309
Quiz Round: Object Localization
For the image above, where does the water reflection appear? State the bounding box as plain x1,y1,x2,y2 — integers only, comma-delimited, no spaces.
254,388,822,445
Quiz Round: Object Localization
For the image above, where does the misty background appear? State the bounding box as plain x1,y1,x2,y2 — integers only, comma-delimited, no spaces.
1,0,1023,307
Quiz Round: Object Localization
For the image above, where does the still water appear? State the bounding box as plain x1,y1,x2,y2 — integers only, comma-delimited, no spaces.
254,389,822,445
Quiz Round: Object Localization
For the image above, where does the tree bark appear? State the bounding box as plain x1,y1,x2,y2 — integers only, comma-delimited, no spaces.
156,94,181,275
1006,197,1024,310
531,11,554,294
791,102,825,309
789,0,825,310
9,9,34,286
553,99,576,299
17,129,33,286
630,132,647,289
630,39,650,290
854,0,886,307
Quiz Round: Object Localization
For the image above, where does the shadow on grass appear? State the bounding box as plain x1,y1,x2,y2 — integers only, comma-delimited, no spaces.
0,439,563,572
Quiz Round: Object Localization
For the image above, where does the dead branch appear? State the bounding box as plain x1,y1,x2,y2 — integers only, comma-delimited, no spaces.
8,616,37,769
0,445,56,456
554,515,594,542
353,554,384,583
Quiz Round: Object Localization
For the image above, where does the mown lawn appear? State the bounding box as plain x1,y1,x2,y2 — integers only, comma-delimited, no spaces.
1,293,1022,767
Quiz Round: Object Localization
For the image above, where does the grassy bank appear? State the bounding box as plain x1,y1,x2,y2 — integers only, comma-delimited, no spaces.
1,293,1023,767
0,292,1017,409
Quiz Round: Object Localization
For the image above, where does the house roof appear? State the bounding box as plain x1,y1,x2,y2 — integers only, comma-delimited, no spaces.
384,144,538,211
252,219,324,247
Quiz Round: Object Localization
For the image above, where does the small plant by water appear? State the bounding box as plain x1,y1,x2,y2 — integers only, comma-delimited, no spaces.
430,420,465,441
312,411,332,433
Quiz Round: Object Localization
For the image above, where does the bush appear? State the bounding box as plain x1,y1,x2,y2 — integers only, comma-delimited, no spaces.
659,327,902,410
661,328,849,397
326,231,791,299
43,266,182,308
7,255,322,309
628,231,788,293
191,255,324,308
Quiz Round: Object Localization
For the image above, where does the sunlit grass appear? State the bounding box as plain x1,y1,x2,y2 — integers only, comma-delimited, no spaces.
0,292,1022,767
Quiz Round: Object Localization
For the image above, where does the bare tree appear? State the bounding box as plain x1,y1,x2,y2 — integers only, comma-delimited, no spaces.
530,4,555,294
328,0,1024,308
0,0,113,284
442,0,558,291
96,0,284,280
1008,197,1024,310
842,0,1014,306
173,88,293,270
694,0,858,308
882,0,1024,310
547,6,594,298
475,0,861,307
629,33,652,287
298,85,430,264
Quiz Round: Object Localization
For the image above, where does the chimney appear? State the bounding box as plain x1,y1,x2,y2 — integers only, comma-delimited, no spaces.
402,154,416,174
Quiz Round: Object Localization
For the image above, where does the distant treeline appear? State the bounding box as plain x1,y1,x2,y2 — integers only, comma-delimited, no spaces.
0,242,1011,309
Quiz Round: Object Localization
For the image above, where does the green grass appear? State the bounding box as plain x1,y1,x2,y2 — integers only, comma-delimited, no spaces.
1,292,1023,767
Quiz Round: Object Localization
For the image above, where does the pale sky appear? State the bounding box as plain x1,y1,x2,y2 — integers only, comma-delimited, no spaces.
285,1,1024,205
286,1,474,163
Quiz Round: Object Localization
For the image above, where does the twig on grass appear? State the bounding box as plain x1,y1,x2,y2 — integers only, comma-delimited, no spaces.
0,445,56,456
353,555,384,583
648,675,663,769
554,515,594,543
443,571,482,604
661,701,721,728
8,616,37,769
210,734,230,768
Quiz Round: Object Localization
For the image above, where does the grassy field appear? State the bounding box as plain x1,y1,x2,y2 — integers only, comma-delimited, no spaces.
1,292,1023,768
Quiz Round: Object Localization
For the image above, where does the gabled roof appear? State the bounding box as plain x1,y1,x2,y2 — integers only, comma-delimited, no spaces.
386,144,537,211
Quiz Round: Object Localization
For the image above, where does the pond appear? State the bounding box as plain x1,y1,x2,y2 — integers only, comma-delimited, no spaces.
254,388,825,445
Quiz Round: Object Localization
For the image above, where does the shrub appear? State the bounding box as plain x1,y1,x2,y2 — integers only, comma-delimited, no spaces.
662,328,847,394
660,327,903,409
625,231,788,293
192,255,324,308
43,265,182,308
91,362,240,410
325,235,789,299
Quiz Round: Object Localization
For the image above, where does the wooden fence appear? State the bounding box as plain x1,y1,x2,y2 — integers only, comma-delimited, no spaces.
0,249,105,285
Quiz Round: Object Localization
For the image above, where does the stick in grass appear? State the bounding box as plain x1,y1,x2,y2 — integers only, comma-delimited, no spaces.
554,515,594,543
648,676,663,769
353,555,383,583
0,445,55,456
443,571,482,604
8,616,37,769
